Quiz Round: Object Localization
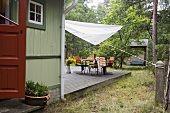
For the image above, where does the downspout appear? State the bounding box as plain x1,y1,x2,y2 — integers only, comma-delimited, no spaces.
61,0,78,100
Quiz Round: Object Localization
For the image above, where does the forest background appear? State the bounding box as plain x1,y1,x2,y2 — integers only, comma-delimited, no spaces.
64,0,170,68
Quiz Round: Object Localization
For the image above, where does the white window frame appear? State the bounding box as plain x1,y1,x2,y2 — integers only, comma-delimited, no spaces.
28,0,43,25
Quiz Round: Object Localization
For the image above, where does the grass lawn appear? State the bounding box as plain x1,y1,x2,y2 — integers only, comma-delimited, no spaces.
41,66,166,113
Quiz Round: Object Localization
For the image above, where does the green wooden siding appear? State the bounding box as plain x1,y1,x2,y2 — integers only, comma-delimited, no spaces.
26,59,60,87
26,0,63,87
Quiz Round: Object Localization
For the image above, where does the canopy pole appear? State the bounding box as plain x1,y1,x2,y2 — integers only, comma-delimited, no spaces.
60,0,78,101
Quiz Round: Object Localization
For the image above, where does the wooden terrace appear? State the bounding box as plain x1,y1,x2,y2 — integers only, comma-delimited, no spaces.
64,66,131,95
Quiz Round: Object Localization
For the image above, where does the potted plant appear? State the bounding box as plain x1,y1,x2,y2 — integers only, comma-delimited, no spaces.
66,57,76,74
25,80,50,106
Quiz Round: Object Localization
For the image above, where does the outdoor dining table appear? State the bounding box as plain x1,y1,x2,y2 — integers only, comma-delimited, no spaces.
75,59,94,74
76,58,109,75
81,59,93,74
75,63,90,74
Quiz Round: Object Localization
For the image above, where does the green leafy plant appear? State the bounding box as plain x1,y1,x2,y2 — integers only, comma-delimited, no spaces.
26,80,49,97
79,49,92,58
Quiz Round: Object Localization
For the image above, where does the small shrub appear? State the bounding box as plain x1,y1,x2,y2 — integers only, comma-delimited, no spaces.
26,80,49,97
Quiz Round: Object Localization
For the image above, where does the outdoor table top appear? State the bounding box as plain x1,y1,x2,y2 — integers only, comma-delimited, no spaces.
76,63,89,67
82,59,94,62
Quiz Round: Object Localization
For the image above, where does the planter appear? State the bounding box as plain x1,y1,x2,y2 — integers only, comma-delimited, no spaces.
66,64,71,74
25,94,50,106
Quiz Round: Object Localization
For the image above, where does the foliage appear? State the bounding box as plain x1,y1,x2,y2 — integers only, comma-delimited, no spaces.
100,0,170,68
99,0,151,68
79,49,92,58
156,44,169,61
119,0,170,65
25,80,49,97
96,3,108,23
66,57,76,65
156,8,170,63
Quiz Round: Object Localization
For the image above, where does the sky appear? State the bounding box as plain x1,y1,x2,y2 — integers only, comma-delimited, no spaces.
86,0,104,9
92,0,104,5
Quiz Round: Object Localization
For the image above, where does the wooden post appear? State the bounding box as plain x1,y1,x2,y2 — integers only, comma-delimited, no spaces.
155,61,165,103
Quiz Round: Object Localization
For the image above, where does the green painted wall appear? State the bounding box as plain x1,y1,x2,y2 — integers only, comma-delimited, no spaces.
26,59,61,87
26,0,63,87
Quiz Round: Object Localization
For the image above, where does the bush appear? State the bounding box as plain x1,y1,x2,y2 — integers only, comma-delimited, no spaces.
26,80,49,97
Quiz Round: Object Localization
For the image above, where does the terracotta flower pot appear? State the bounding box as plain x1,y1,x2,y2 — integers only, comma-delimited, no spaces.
25,94,50,106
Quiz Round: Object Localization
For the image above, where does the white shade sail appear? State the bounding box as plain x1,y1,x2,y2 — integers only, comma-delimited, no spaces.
65,20,123,45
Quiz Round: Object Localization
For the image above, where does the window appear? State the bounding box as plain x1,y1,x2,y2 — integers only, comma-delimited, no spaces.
27,0,46,30
28,0,43,25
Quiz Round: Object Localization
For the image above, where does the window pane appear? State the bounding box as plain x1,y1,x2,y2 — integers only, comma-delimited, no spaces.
36,14,41,22
30,3,35,12
36,5,41,14
30,12,35,21
0,0,19,25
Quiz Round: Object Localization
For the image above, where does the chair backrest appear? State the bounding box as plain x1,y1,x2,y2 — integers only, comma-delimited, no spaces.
87,57,93,61
90,57,98,68
107,57,114,66
91,57,106,68
110,57,114,61
99,57,106,66
73,56,81,64
86,57,94,65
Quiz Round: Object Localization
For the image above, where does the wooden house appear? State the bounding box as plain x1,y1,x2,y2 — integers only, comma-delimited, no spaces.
0,0,75,103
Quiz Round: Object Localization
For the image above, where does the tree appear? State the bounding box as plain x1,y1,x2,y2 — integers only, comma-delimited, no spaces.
96,3,108,23
100,0,170,68
100,0,150,68
156,1,170,62
152,0,158,63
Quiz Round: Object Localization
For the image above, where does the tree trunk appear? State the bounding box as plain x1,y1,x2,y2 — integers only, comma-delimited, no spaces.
152,0,158,63
168,43,170,72
120,57,123,69
119,32,123,69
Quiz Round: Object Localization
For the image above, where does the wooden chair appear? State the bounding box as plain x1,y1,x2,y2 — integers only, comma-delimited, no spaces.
98,57,107,74
107,57,114,67
99,57,106,67
89,57,100,75
99,57,115,74
73,56,81,64
90,57,107,75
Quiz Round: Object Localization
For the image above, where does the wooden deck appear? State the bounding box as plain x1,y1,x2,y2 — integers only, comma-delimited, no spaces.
64,66,131,94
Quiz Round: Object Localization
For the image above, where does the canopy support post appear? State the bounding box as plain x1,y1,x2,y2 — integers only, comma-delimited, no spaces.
60,0,78,101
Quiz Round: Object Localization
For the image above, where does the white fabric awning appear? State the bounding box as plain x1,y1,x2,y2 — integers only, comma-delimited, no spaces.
65,20,123,45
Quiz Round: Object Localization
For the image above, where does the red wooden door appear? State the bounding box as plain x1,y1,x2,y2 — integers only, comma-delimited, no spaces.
0,0,27,98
